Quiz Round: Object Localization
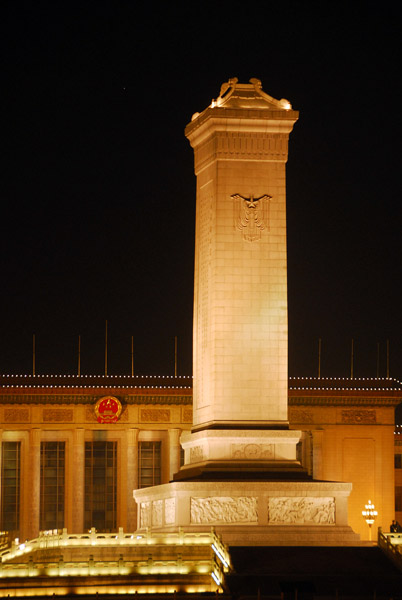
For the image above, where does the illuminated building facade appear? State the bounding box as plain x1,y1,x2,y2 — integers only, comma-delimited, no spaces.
0,374,400,543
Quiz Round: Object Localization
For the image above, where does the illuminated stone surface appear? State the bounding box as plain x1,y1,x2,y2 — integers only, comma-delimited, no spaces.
133,79,360,546
186,78,298,430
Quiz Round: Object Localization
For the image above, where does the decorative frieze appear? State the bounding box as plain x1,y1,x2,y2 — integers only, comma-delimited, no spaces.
43,409,73,422
231,443,274,460
288,408,314,424
140,409,170,422
4,408,30,423
341,409,376,424
268,497,335,525
190,496,258,524
194,132,289,173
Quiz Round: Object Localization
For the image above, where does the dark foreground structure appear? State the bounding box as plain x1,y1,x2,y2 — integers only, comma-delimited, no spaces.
0,530,401,599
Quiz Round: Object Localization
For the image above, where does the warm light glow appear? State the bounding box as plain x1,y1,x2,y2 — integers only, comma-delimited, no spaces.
362,499,378,526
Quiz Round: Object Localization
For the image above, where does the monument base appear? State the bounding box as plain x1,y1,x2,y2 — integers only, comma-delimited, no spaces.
133,480,361,546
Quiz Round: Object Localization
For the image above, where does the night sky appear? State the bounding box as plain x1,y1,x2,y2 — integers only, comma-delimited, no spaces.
2,2,401,381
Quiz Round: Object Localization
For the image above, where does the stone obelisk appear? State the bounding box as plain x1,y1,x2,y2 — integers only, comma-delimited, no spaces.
190,77,295,430
178,77,302,474
134,79,358,546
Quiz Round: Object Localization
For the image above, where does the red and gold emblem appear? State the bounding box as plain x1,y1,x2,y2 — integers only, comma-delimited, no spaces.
94,396,122,424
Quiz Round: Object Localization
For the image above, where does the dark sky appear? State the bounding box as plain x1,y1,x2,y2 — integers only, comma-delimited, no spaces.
1,1,401,380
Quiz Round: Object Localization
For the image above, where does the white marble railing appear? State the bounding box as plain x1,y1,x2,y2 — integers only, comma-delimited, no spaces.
378,529,402,570
0,527,224,564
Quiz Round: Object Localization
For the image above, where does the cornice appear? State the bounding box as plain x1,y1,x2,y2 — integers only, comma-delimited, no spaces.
289,396,401,407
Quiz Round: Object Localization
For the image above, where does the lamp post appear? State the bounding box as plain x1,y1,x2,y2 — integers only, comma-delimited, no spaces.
362,499,378,541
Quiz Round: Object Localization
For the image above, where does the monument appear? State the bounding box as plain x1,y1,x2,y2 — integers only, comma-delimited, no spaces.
134,78,360,545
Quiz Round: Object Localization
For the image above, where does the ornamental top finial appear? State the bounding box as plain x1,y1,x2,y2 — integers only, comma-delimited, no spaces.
211,77,292,111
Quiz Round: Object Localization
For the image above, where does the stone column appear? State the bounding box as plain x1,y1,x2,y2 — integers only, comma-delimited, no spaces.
168,428,181,481
126,428,139,532
71,429,85,533
28,428,41,539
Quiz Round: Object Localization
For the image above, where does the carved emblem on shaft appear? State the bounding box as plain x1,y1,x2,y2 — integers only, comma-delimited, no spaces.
232,193,271,241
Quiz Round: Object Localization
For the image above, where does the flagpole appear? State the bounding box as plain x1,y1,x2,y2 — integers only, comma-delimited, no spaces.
32,334,36,376
131,335,134,377
350,338,354,379
318,338,321,378
78,335,81,376
105,320,108,376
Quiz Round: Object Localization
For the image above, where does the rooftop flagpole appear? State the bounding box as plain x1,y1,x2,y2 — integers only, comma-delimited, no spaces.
78,335,81,376
32,334,36,376
350,338,354,379
318,338,321,378
131,335,134,376
105,320,108,376
174,336,178,377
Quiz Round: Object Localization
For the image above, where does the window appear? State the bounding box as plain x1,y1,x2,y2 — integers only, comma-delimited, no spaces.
138,441,161,488
40,442,65,531
84,442,117,532
395,454,402,469
396,487,402,513
1,442,21,536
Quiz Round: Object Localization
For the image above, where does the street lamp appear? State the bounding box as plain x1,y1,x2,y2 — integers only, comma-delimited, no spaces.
362,499,378,541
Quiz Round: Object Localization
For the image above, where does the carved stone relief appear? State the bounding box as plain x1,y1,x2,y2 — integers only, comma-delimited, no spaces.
182,408,193,423
152,500,163,527
4,408,30,423
140,502,151,528
232,194,270,242
194,133,289,173
288,408,314,424
190,496,258,524
164,498,175,525
43,409,73,422
190,446,204,463
268,497,335,525
341,410,376,424
231,443,274,460
140,409,170,422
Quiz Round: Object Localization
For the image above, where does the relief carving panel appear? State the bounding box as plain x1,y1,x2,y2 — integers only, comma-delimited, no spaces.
140,502,151,528
140,409,170,422
4,408,30,423
182,408,193,423
190,445,204,463
268,497,335,525
231,443,274,460
164,498,175,525
341,410,376,424
190,496,258,524
152,500,163,527
288,408,314,424
43,409,73,422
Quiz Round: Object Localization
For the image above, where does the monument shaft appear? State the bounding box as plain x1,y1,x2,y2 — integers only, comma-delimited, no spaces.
185,79,298,430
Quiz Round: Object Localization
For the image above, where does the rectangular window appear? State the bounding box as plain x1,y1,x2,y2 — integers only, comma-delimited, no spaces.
1,442,21,536
139,441,161,488
84,442,117,532
40,442,65,531
396,487,402,512
395,454,402,469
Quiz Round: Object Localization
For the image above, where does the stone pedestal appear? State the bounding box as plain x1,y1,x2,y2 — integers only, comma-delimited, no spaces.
133,481,360,546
